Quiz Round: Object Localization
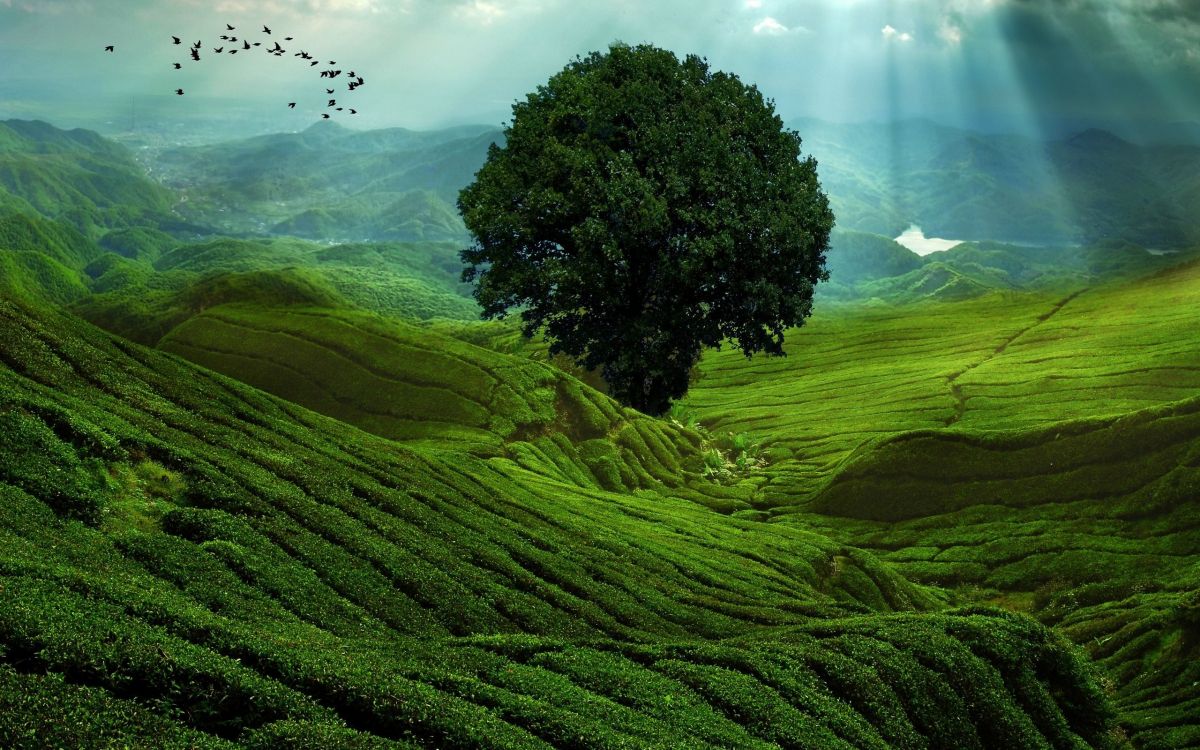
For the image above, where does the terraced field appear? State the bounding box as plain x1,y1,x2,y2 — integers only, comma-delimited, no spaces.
680,258,1200,747
156,304,762,512
0,296,1122,748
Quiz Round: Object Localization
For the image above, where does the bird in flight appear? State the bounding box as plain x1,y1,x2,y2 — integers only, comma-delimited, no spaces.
193,40,202,49
214,46,224,53
321,113,330,119
326,88,334,94
328,99,336,106
175,89,184,95
104,45,114,52
172,36,181,44
349,109,357,115
190,48,200,61
226,23,235,30
173,62,181,69
243,40,251,50
288,102,296,108
263,25,272,34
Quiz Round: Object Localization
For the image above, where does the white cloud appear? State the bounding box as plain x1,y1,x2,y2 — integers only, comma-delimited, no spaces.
882,24,913,42
753,16,787,35
938,18,963,45
752,15,808,36
449,0,548,25
455,0,505,24
744,0,762,8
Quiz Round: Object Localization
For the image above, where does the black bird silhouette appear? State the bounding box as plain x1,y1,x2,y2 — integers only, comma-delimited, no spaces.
310,60,319,66
284,36,293,41
173,62,181,69
104,45,114,52
220,35,229,40
349,109,357,115
336,107,343,111
319,71,328,78
253,42,262,46
190,48,200,61
287,102,296,108
175,89,184,95
172,36,181,44
262,25,271,34
229,36,238,41
271,41,283,51
226,23,235,30
228,49,238,54
321,114,330,119
326,88,334,94
243,40,250,49
213,46,224,53
328,60,336,65
328,99,336,106
193,40,201,48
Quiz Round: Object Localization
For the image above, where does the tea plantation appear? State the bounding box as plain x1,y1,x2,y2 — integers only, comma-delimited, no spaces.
0,293,1125,748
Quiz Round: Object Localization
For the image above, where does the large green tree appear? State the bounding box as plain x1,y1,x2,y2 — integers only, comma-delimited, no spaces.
459,43,834,415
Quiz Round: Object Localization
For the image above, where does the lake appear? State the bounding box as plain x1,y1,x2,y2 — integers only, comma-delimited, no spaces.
894,225,963,256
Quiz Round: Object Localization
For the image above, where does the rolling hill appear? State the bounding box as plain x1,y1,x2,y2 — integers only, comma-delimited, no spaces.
795,118,1200,247
148,121,498,241
5,117,1200,747
0,119,180,237
679,255,1200,748
0,294,1125,749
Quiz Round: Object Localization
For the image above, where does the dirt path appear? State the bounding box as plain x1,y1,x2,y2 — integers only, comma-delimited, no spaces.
943,289,1087,426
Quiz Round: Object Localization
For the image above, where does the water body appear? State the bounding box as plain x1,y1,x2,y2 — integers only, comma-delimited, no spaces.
894,225,964,256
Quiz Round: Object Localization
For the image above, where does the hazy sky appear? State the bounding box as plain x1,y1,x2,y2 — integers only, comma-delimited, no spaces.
1,0,1198,137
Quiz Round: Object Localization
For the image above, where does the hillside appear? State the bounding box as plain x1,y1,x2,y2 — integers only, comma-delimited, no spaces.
680,256,1200,747
795,118,1200,247
0,119,179,237
0,295,1125,748
147,121,499,241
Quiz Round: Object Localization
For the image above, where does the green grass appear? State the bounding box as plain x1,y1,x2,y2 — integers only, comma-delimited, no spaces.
0,294,1124,748
675,255,1200,747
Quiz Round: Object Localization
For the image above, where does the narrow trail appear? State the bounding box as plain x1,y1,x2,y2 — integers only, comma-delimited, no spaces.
943,289,1087,426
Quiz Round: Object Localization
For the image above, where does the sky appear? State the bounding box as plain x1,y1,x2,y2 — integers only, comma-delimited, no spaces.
1,0,1199,140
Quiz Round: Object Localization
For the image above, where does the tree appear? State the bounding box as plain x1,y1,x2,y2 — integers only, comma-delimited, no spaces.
458,43,834,415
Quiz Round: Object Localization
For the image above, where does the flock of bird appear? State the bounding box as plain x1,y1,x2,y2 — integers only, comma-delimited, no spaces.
106,22,365,120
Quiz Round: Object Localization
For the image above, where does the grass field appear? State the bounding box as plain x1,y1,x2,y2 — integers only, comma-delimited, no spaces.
675,257,1200,748
0,294,1127,748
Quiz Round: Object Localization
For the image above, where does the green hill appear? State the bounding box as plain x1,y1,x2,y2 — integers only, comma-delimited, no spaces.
678,256,1200,747
70,235,481,345
0,119,176,237
149,122,498,241
794,118,1200,247
155,304,769,513
0,295,1124,748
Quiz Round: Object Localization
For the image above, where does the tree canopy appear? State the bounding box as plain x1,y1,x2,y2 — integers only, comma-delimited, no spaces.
458,42,834,415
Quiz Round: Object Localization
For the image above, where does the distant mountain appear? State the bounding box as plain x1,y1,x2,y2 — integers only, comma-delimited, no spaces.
821,228,1196,303
793,118,1200,248
148,121,501,242
0,119,177,237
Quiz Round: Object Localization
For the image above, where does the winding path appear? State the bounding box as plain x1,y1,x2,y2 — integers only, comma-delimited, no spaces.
943,289,1087,426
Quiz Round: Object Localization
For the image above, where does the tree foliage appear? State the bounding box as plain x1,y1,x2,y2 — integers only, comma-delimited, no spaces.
459,43,834,414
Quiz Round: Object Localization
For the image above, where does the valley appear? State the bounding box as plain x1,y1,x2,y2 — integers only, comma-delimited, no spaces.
1,116,1199,749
